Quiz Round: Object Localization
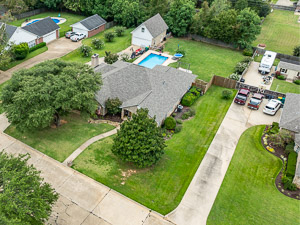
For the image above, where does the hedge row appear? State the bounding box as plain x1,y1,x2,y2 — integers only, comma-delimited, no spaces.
181,86,201,107
29,42,46,53
286,151,297,178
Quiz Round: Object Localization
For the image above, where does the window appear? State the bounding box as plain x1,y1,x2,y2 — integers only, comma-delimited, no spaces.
280,68,288,73
28,40,36,48
141,27,145,32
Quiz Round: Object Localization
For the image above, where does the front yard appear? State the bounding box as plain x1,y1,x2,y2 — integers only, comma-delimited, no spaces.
9,12,86,38
72,86,237,214
5,113,115,162
271,78,300,94
252,10,300,55
164,38,245,82
61,28,133,63
207,126,299,225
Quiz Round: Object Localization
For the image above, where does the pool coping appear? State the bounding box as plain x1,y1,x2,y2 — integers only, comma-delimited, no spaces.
133,50,177,68
21,17,66,27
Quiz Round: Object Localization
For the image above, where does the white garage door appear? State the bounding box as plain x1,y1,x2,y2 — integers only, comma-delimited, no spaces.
132,36,152,47
73,28,88,37
43,31,56,43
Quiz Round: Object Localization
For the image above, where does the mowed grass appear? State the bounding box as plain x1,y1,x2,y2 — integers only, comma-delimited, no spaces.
207,126,300,225
164,38,245,82
72,86,237,214
8,12,86,37
253,10,300,55
5,113,115,162
61,28,133,63
0,46,48,71
271,78,300,94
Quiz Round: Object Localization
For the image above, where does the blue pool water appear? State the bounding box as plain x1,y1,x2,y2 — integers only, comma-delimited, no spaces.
27,18,60,26
138,53,168,69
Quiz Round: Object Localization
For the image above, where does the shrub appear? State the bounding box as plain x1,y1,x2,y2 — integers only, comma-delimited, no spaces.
286,151,297,178
79,45,92,57
104,31,115,42
275,71,281,78
114,26,126,37
104,51,118,64
235,62,248,74
176,119,183,124
243,48,253,56
29,42,46,53
174,125,182,133
164,117,176,130
176,47,185,56
269,122,279,134
181,112,190,120
277,75,286,80
229,73,240,81
105,98,122,115
120,53,130,62
222,90,233,99
91,38,105,49
172,112,177,117
293,45,300,57
181,92,196,106
189,108,196,117
189,86,201,97
13,42,29,59
241,57,253,64
285,142,295,155
294,79,300,85
282,176,297,191
268,129,292,148
259,3,271,17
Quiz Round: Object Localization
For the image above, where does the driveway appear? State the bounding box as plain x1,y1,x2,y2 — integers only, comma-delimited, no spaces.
166,98,282,225
0,38,81,84
243,62,275,89
276,0,293,6
0,114,173,225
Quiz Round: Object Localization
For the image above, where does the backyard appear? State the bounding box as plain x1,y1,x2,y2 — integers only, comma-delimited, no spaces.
9,12,86,38
5,113,115,162
207,126,299,225
164,38,245,82
72,86,237,214
61,28,133,63
252,10,300,55
271,78,300,94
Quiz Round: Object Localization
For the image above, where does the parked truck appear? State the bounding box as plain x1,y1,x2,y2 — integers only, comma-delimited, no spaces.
258,51,277,74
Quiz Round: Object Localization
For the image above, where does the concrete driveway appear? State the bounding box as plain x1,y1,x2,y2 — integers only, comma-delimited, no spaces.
276,0,293,6
166,97,282,225
0,38,81,84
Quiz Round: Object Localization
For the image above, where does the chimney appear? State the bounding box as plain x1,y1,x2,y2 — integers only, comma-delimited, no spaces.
91,53,99,68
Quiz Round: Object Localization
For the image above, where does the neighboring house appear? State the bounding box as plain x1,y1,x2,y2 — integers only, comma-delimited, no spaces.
279,93,300,187
277,59,300,81
131,13,168,47
94,61,196,125
70,14,106,38
22,17,60,44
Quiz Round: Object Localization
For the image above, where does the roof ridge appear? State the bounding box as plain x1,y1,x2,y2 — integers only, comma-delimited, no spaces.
79,14,99,23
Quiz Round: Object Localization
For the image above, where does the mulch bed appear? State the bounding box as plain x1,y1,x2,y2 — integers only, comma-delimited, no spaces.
173,106,190,120
261,126,300,200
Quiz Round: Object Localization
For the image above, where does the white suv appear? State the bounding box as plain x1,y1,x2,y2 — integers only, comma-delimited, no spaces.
70,33,86,42
263,99,282,115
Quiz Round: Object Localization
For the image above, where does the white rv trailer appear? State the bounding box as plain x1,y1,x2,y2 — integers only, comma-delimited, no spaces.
258,51,277,74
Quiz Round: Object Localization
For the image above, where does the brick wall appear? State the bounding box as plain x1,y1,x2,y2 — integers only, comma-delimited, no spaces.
56,30,59,39
35,37,43,44
88,24,105,38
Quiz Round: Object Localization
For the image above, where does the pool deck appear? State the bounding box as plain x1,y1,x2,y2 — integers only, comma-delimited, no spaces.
21,17,66,27
133,50,177,67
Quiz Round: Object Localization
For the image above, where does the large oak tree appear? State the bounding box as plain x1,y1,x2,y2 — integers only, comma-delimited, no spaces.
1,59,102,131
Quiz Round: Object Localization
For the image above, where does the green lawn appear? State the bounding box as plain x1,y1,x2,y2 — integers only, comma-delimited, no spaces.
253,10,300,55
0,46,48,71
61,28,133,63
5,113,115,162
164,38,245,82
271,78,300,94
72,86,237,214
207,126,299,225
9,12,86,38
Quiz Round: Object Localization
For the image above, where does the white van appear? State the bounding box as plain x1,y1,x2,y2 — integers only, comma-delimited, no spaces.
258,51,277,74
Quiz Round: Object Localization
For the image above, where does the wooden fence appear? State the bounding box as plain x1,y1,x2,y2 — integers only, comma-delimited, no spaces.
270,4,296,11
255,48,300,62
14,8,46,20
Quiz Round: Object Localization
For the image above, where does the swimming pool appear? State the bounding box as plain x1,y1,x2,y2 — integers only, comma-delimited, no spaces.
26,18,60,26
138,53,168,69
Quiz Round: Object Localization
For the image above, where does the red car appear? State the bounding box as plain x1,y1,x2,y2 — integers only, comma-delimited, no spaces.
234,88,250,105
248,93,264,110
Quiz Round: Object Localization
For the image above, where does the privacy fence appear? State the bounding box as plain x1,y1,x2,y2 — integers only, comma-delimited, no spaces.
270,4,296,11
255,48,300,63
14,8,46,20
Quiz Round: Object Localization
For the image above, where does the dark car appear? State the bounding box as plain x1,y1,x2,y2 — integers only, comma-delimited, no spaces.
234,88,250,105
247,93,264,110
65,31,76,39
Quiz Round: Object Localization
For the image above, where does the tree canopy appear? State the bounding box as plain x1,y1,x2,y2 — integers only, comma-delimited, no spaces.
112,108,165,167
0,151,58,224
1,59,102,131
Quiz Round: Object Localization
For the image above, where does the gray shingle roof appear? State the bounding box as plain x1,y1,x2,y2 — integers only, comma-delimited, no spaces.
95,61,196,125
278,61,300,72
295,133,300,147
22,17,59,36
279,93,300,133
74,14,106,31
137,13,168,38
0,22,17,39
